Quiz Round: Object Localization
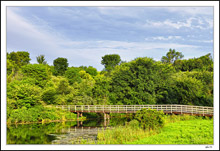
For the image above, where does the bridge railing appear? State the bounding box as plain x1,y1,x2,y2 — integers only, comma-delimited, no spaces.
50,104,213,116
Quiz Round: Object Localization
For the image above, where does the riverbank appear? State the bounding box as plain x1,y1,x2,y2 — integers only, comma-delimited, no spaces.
79,115,213,144
7,105,86,125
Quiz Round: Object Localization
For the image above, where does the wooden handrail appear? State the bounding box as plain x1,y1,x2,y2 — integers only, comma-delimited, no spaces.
48,104,213,116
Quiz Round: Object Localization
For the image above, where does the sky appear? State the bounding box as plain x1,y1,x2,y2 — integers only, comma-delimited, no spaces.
7,7,214,71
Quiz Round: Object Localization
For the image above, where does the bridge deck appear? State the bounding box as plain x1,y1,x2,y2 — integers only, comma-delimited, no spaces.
50,105,213,117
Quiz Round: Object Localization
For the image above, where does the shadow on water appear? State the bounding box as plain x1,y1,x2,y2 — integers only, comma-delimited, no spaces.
7,116,131,144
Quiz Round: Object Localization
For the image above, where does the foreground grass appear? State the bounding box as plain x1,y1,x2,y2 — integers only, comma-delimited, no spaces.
80,115,213,144
126,119,213,144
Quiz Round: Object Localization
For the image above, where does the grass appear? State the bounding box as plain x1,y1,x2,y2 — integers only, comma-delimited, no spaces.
79,115,213,145
126,119,213,144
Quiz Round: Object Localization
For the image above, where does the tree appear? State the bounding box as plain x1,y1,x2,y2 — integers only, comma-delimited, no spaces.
92,74,110,105
36,55,47,65
173,53,213,72
53,57,68,76
8,51,31,67
21,64,50,88
79,66,98,77
7,80,42,108
101,54,121,72
109,57,175,105
64,67,82,85
161,49,184,63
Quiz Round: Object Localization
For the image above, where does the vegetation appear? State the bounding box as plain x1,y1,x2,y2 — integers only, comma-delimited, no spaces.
36,55,47,65
161,48,184,63
126,119,213,144
6,49,213,124
79,114,213,144
53,57,68,76
135,108,165,130
101,54,121,72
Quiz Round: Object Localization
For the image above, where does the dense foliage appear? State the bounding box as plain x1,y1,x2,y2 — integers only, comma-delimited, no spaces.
101,54,121,72
134,108,165,130
6,50,213,123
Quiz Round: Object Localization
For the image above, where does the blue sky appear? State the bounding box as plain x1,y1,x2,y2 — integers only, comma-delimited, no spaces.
7,7,213,71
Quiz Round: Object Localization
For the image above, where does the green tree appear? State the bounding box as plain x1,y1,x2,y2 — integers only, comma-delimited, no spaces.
101,54,121,72
79,66,98,77
64,67,82,85
7,80,42,108
42,87,57,104
109,57,175,105
8,51,31,67
173,53,213,71
36,55,47,65
21,64,51,88
92,73,110,105
161,49,184,63
53,57,68,76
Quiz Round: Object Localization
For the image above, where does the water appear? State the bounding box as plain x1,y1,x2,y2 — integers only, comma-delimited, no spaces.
7,117,129,144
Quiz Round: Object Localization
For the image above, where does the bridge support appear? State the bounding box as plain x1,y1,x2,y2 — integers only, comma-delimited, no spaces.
104,113,110,120
77,112,83,120
104,113,110,127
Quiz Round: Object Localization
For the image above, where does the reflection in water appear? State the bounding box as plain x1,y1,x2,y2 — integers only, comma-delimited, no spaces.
7,117,129,144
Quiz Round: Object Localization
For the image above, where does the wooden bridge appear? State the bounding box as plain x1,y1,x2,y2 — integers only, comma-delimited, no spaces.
52,104,213,118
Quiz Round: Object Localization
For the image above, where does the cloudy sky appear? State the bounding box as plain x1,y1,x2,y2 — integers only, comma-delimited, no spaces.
7,7,213,71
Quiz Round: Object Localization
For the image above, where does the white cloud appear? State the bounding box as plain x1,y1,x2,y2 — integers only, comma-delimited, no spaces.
144,17,212,30
145,36,183,41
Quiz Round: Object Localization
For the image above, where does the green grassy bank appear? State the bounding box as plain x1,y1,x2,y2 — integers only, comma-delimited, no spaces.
80,115,213,144
126,119,213,144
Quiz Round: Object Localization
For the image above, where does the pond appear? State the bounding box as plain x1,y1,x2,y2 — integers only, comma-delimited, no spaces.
7,116,129,144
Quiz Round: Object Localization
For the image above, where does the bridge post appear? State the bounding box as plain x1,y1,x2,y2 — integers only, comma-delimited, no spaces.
103,113,107,123
107,113,110,120
171,105,172,114
181,105,182,114
77,112,80,119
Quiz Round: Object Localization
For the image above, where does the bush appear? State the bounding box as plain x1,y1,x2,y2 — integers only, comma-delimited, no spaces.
42,87,57,104
135,108,165,130
127,119,140,129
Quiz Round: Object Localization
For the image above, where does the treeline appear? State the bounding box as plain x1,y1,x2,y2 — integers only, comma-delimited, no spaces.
6,49,213,122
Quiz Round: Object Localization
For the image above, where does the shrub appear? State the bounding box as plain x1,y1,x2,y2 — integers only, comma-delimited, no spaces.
127,119,140,129
42,87,57,104
134,108,165,130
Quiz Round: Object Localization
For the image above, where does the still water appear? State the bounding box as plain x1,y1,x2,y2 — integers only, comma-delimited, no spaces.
7,117,128,144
